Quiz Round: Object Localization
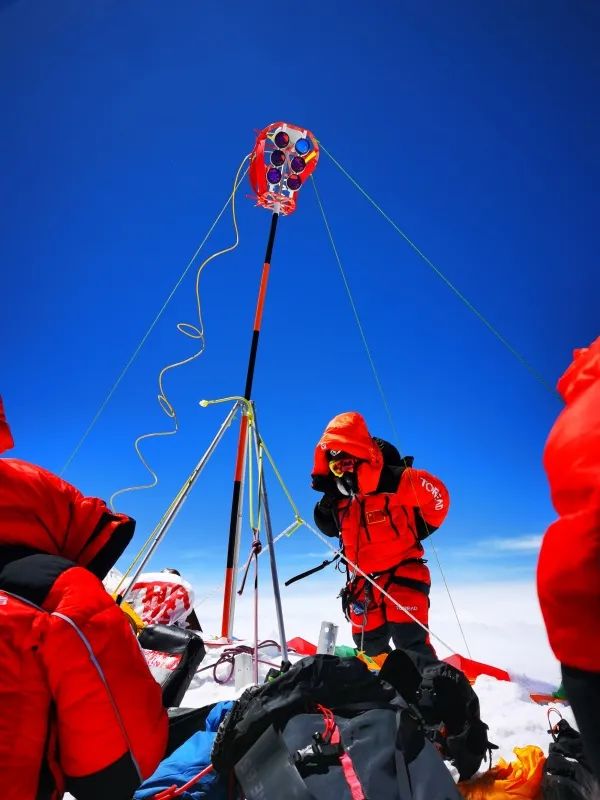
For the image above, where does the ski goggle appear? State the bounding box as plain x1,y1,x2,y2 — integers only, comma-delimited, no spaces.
328,457,358,477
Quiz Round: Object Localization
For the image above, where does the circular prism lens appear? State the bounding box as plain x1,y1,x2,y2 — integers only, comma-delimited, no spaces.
287,174,302,191
295,137,311,155
274,131,290,148
270,150,286,167
266,167,282,184
290,155,306,173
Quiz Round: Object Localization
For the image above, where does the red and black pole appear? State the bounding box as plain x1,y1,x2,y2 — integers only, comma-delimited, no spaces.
221,211,279,639
220,120,319,640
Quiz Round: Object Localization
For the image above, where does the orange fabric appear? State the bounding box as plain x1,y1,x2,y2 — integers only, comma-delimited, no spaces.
356,651,389,671
458,745,545,799
0,396,14,453
444,654,510,683
537,337,600,671
312,412,383,494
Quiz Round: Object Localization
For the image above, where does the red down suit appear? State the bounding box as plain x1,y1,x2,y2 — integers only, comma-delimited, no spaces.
537,337,600,672
0,401,167,800
312,412,449,660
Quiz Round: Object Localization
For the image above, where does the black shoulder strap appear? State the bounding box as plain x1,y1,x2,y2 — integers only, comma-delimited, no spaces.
285,554,339,586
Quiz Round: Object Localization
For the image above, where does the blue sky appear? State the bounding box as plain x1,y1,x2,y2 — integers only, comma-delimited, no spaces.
2,1,598,607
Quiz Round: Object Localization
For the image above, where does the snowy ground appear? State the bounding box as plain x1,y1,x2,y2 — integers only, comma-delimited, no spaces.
186,576,575,767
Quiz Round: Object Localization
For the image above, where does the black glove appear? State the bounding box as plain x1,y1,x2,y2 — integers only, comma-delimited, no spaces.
311,472,340,495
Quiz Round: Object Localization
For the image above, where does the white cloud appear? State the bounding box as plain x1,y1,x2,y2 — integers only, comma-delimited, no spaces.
434,534,543,561
485,535,543,552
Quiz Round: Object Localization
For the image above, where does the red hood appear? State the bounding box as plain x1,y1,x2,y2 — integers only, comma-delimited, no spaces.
0,397,14,454
557,337,600,405
312,411,383,494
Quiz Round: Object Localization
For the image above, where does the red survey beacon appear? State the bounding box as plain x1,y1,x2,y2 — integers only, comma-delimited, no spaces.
249,121,319,215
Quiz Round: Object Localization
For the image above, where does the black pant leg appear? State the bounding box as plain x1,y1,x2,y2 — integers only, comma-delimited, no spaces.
352,623,392,656
389,621,438,671
562,663,600,781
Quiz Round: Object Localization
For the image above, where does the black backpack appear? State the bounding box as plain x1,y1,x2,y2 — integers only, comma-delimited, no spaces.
212,654,462,799
379,650,497,781
542,718,600,800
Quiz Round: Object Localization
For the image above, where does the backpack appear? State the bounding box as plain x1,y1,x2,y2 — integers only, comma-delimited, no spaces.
542,718,600,800
211,654,461,800
379,650,497,781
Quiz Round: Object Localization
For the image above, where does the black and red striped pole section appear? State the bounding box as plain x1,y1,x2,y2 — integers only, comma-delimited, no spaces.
221,211,279,640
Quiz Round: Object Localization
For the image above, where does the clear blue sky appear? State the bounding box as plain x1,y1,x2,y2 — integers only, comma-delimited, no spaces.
2,1,598,599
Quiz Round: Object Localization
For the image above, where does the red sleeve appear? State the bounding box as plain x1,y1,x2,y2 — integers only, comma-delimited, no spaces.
42,567,168,794
543,379,600,518
396,467,450,530
537,367,600,671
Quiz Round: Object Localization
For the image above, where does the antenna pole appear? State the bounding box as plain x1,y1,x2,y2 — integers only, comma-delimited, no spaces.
221,212,279,639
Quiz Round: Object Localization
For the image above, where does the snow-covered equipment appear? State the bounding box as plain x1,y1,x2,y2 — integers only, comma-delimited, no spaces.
138,624,206,708
128,571,196,628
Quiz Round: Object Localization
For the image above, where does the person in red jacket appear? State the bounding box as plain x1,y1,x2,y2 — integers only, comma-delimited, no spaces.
312,411,449,667
537,337,600,781
0,397,168,800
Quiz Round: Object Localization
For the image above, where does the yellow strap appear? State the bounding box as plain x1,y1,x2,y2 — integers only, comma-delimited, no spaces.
113,595,145,634
257,435,302,520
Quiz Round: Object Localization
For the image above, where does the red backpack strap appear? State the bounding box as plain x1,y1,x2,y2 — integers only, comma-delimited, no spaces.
315,705,365,800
